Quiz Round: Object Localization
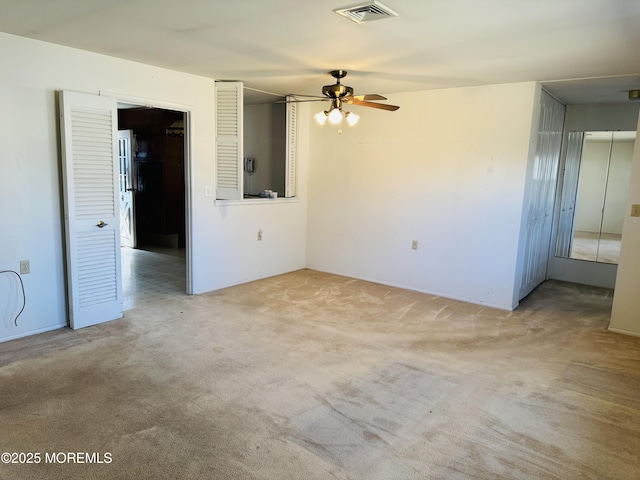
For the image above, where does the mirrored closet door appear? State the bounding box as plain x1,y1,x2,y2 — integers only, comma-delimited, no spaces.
555,131,636,264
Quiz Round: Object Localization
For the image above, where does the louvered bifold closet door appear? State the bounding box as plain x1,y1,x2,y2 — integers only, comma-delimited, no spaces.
518,90,565,301
59,91,123,329
285,98,297,198
215,81,243,200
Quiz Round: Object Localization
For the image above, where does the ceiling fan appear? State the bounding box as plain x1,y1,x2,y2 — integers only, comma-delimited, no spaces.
283,70,399,126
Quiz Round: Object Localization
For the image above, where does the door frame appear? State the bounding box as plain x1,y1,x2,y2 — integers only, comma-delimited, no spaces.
101,91,194,295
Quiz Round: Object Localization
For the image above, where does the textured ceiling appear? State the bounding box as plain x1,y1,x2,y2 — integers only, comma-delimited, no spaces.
0,0,639,104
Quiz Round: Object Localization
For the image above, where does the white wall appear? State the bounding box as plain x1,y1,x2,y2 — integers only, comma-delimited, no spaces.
0,33,308,342
610,114,640,336
6,31,635,340
305,82,538,310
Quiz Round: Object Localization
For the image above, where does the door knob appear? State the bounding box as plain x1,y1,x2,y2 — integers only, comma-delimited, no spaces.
96,221,108,228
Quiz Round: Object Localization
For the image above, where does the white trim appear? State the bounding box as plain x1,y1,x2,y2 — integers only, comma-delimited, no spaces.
308,267,518,311
99,90,195,112
183,111,193,295
607,327,640,338
0,323,67,343
215,197,300,207
541,87,566,106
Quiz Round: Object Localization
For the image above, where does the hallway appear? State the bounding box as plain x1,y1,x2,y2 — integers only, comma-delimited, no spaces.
121,247,186,311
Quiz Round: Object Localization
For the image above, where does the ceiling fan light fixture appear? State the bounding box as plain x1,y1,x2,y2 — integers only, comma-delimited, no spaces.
345,111,359,126
328,108,344,124
315,111,328,125
302,70,398,131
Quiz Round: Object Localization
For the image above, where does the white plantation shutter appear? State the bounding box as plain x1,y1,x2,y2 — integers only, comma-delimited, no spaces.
215,81,243,200
285,98,297,198
59,91,122,329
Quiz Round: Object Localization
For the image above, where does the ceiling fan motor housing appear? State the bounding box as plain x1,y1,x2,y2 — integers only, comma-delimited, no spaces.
322,83,354,98
284,69,399,112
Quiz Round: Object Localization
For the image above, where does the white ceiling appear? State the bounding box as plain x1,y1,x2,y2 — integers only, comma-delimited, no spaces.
1,0,639,105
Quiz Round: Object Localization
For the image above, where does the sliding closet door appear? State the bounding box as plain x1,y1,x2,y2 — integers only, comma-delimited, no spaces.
518,90,565,300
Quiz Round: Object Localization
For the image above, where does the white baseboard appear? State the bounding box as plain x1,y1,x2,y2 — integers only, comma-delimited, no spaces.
0,323,67,343
607,326,640,338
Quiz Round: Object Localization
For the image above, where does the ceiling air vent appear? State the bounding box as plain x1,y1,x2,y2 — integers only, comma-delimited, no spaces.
334,1,398,24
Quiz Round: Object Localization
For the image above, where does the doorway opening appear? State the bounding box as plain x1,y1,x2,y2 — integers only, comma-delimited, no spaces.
117,105,188,310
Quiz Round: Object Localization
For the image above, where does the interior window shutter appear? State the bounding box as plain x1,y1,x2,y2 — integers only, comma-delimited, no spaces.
215,81,243,200
285,97,297,198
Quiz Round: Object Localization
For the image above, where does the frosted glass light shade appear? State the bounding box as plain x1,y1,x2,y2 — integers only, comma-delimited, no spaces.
315,111,328,125
328,108,343,124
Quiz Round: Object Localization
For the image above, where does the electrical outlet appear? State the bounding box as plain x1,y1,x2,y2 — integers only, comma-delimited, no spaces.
20,260,30,274
412,240,418,250
258,229,263,241
631,204,640,218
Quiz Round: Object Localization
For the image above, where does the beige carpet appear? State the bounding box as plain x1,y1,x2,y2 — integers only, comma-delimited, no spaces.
1,269,639,479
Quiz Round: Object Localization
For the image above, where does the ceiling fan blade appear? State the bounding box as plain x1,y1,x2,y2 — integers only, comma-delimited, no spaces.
352,94,387,101
345,97,399,111
288,93,328,99
275,98,329,104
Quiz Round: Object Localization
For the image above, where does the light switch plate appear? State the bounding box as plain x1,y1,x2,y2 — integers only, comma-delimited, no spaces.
631,204,640,217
